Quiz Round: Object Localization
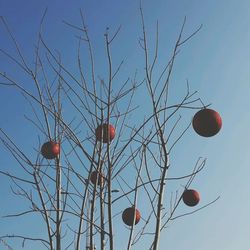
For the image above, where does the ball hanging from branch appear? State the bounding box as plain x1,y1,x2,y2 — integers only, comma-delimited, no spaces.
90,171,104,186
95,124,116,143
122,207,141,226
182,189,200,207
41,141,60,159
192,108,222,137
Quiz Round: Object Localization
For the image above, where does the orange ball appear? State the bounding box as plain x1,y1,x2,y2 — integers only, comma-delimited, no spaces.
182,189,200,207
90,171,104,186
192,109,222,137
41,141,60,159
95,124,115,143
122,207,141,226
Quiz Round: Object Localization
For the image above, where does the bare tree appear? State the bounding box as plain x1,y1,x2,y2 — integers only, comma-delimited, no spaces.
0,5,221,250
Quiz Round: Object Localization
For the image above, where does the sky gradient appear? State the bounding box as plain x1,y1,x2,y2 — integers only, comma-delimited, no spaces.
0,0,250,249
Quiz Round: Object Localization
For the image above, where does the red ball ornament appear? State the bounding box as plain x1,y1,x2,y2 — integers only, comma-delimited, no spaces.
192,108,222,137
95,124,115,143
90,171,104,186
182,189,200,207
122,207,141,226
41,141,60,159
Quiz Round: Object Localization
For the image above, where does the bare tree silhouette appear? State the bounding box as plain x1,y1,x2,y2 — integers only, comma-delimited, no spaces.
0,5,221,250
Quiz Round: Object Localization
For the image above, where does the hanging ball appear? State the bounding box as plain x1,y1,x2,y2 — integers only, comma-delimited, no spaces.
41,141,60,159
95,124,116,143
122,207,141,226
182,189,200,207
192,108,222,137
90,171,104,186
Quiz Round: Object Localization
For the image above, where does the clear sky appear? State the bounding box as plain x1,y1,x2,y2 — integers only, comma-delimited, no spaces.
0,0,250,249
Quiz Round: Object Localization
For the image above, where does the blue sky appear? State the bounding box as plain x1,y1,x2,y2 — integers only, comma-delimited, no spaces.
0,0,250,249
